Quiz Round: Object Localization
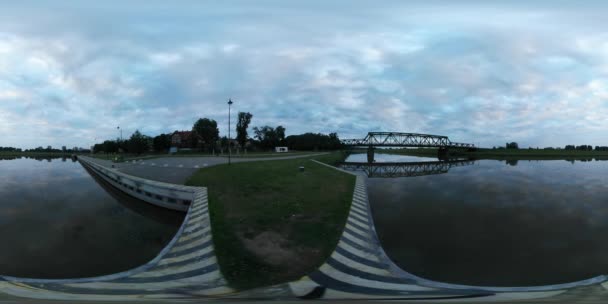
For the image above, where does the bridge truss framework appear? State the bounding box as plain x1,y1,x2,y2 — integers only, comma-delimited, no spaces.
341,132,475,148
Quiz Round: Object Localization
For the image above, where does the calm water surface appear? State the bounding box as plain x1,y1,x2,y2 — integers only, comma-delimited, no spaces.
345,153,608,286
0,157,183,278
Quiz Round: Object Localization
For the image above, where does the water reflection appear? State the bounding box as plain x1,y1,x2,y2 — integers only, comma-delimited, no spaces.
343,153,608,286
338,159,475,178
0,157,182,278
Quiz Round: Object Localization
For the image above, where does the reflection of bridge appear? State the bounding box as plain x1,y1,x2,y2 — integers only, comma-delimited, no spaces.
341,132,476,160
337,159,475,178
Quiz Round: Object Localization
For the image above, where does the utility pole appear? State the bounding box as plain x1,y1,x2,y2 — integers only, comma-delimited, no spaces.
228,99,233,165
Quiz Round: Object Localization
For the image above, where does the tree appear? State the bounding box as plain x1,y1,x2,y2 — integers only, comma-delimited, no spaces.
152,133,171,153
283,132,342,151
276,125,286,143
128,130,150,155
192,118,219,151
236,112,253,149
253,125,282,150
506,142,519,149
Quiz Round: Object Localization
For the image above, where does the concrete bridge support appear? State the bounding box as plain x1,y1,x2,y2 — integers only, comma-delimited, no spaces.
367,146,375,163
438,147,449,160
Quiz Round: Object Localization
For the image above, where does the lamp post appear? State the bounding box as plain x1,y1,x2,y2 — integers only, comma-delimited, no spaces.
228,99,233,165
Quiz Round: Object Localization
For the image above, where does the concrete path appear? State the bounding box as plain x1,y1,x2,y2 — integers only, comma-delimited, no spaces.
86,153,328,184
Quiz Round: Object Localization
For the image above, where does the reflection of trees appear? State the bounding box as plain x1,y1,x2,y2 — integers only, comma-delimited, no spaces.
338,159,476,178
505,159,518,166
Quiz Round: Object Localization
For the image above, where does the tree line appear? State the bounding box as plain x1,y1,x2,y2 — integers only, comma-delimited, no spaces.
92,111,343,154
494,142,608,151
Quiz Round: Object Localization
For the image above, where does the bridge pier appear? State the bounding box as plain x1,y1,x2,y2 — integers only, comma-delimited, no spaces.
367,146,375,163
438,147,449,160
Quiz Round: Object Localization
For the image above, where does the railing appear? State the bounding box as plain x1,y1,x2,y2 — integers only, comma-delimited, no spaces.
341,132,475,148
79,157,194,211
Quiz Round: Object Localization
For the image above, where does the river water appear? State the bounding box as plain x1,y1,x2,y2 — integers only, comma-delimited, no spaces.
0,157,183,278
344,153,608,286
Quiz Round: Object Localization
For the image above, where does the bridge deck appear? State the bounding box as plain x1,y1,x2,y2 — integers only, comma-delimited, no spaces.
341,132,475,148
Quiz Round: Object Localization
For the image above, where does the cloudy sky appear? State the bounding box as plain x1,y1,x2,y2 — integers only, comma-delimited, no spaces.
1,1,607,149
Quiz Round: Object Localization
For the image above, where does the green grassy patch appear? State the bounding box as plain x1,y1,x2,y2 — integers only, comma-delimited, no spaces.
185,152,354,290
383,148,608,160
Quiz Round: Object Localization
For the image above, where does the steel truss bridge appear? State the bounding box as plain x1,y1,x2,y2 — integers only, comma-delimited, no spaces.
341,132,475,148
337,160,476,178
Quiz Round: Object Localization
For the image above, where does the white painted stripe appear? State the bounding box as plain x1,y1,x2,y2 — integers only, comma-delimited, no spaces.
345,223,373,240
133,256,217,278
332,251,391,276
342,231,375,250
184,219,202,230
353,197,367,205
63,270,223,290
348,216,369,229
351,203,368,214
170,234,211,253
159,245,214,266
177,227,210,243
190,206,208,215
335,242,381,265
350,212,369,223
319,263,435,292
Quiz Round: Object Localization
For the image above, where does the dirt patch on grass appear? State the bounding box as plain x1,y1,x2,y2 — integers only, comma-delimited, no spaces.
240,231,297,266
239,230,325,280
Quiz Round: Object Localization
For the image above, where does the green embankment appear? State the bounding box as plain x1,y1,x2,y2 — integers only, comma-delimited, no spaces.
185,152,354,290
382,148,608,160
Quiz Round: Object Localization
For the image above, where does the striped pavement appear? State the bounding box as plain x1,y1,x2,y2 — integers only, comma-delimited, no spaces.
0,185,234,301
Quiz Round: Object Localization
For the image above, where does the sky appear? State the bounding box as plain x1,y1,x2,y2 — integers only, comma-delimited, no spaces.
1,1,608,149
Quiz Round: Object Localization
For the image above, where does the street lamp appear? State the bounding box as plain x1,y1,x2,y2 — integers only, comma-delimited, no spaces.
117,126,123,142
228,99,233,165
117,126,123,154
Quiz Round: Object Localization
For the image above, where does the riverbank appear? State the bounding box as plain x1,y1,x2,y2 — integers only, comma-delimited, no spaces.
185,152,354,290
0,151,80,160
381,148,608,160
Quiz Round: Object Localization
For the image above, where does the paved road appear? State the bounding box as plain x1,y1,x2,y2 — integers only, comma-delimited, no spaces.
85,153,328,184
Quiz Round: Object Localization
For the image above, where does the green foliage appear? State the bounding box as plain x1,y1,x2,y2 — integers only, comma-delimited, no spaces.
127,130,150,155
93,140,119,153
283,132,342,151
506,142,519,149
252,125,285,150
192,118,219,150
236,112,253,148
152,133,171,152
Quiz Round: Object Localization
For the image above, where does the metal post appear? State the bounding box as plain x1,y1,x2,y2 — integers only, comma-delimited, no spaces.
228,99,233,165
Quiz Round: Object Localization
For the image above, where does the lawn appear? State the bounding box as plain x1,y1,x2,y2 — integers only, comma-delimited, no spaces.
185,152,354,290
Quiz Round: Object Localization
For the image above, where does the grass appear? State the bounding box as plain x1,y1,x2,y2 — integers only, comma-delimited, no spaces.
185,151,354,290
381,148,608,160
